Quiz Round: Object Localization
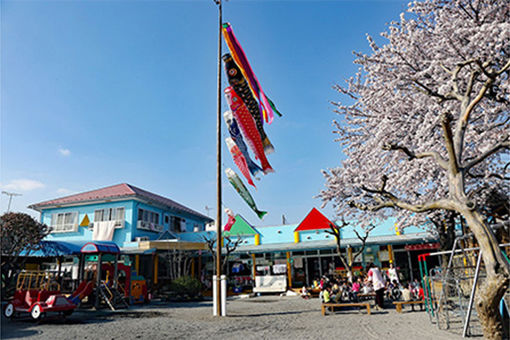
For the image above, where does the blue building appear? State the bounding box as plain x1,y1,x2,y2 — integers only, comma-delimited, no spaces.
29,183,213,248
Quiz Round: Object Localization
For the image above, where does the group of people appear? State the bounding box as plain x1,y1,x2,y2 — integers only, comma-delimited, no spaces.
301,263,424,310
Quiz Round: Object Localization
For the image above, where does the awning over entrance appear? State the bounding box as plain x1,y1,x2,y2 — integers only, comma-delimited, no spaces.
22,240,87,257
137,240,208,251
81,241,120,254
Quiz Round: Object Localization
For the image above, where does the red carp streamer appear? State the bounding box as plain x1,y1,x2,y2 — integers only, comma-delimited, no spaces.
224,86,274,174
226,137,256,188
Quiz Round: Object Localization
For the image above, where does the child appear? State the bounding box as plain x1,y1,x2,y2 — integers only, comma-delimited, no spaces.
351,277,361,301
301,286,311,300
401,282,412,301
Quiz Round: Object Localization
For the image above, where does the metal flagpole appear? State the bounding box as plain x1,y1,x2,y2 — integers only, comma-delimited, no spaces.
214,0,223,317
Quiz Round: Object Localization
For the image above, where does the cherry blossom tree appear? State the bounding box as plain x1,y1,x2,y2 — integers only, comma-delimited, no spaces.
320,1,509,338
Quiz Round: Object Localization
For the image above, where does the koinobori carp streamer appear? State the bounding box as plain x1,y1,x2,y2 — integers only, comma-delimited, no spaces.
225,137,256,188
223,53,274,154
225,168,267,220
222,23,281,124
223,208,236,232
224,86,273,174
223,110,262,178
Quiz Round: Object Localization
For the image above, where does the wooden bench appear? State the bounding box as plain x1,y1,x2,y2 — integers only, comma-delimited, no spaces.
357,293,376,301
321,302,371,315
393,300,424,313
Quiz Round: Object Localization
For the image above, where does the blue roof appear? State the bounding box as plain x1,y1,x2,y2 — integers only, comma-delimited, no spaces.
81,241,120,254
21,240,121,257
22,240,86,257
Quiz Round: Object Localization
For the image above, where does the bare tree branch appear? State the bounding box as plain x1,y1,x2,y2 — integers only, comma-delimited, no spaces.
352,225,375,260
382,143,448,170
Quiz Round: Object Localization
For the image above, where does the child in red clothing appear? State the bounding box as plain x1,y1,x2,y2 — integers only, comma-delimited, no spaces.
418,287,425,300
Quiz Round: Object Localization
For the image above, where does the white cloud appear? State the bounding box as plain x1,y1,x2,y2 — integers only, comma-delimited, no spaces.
1,179,45,191
58,148,71,157
56,188,72,195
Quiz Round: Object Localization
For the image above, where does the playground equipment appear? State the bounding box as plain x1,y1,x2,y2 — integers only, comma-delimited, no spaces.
101,262,148,305
3,271,91,320
130,273,148,304
418,235,510,338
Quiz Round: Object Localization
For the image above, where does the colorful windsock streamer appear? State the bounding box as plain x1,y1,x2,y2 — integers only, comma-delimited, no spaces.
223,110,262,177
225,86,274,174
223,208,236,232
222,23,276,124
223,53,274,154
226,137,256,188
225,168,267,219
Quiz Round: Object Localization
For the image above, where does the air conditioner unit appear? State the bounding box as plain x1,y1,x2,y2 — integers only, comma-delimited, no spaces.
135,236,149,242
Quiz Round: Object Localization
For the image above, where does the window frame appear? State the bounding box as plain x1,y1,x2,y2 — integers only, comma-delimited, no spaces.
137,208,163,232
50,212,78,233
93,207,125,229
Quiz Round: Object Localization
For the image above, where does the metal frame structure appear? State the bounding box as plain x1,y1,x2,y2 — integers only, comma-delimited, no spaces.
421,238,510,337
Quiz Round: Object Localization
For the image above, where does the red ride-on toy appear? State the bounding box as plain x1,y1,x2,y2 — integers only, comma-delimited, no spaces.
4,271,78,321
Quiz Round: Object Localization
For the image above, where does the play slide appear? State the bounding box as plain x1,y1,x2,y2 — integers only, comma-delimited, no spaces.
68,281,94,305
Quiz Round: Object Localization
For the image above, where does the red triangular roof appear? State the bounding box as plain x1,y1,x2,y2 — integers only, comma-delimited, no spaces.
294,208,334,231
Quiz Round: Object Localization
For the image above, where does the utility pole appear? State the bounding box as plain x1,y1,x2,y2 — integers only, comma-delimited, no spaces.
213,0,223,317
2,191,22,212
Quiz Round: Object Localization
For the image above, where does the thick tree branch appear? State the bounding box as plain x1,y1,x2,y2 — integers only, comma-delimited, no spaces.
463,136,510,171
382,143,448,170
354,179,454,212
467,171,510,181
413,80,455,102
351,197,453,213
441,112,459,174
453,59,508,159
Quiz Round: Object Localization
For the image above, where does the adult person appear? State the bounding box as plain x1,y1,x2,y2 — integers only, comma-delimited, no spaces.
387,263,400,284
366,263,386,310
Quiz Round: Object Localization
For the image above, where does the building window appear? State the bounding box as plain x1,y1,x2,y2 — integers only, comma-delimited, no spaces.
94,207,125,228
137,208,162,232
138,209,160,224
164,215,169,224
170,216,186,232
51,212,78,233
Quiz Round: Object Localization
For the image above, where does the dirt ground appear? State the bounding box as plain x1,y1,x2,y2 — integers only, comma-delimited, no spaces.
1,296,465,340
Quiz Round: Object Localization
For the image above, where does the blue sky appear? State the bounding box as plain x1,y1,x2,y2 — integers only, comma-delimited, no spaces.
1,0,408,227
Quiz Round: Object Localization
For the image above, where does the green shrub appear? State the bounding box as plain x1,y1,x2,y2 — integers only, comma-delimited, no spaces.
169,276,202,297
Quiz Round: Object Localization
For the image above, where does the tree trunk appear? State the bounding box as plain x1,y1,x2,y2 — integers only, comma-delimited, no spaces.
462,209,510,340
335,244,353,282
436,212,456,268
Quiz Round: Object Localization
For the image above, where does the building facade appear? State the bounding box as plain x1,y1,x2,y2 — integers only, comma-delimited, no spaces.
29,183,213,248
28,188,441,293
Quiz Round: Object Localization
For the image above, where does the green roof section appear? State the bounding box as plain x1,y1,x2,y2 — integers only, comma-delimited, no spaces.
224,215,259,237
